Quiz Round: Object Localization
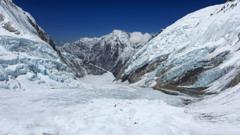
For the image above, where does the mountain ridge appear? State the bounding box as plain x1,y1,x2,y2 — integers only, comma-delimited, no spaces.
60,29,153,77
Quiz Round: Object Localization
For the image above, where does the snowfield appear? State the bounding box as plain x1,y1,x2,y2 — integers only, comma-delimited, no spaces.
0,73,240,135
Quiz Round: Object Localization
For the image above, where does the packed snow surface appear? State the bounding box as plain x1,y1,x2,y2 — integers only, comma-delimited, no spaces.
0,73,240,135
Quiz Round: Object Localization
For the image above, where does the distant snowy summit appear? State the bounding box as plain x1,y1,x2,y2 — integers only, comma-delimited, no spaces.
71,30,152,49
60,30,153,77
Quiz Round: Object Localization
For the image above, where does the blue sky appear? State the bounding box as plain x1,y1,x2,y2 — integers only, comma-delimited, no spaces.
14,0,223,41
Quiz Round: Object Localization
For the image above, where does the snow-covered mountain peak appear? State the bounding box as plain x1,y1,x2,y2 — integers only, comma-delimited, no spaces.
72,30,136,47
102,30,131,46
112,29,127,35
0,0,41,42
75,37,100,46
59,30,153,77
0,0,56,49
101,30,153,47
80,37,100,42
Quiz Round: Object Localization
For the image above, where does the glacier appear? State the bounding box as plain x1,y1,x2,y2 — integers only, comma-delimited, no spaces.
0,36,82,90
0,0,240,134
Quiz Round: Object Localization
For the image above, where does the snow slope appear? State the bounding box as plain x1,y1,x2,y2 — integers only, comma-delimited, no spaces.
0,0,82,90
0,0,52,43
188,83,240,134
121,0,240,94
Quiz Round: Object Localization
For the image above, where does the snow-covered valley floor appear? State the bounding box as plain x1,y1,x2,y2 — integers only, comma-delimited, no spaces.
0,73,239,135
